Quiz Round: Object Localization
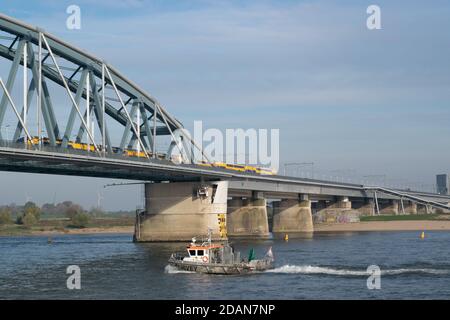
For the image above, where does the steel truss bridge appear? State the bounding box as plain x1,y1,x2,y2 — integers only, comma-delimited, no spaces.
0,13,449,211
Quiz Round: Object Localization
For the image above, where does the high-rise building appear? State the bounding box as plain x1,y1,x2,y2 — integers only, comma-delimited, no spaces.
436,174,449,195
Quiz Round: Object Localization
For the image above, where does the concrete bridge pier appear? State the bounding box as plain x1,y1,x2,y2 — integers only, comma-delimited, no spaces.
314,196,353,213
312,196,359,223
417,203,435,214
226,192,270,238
401,201,417,214
135,181,228,242
327,196,352,209
379,200,399,215
352,198,375,216
272,195,313,234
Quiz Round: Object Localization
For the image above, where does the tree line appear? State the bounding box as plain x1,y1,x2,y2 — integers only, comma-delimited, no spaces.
0,201,94,228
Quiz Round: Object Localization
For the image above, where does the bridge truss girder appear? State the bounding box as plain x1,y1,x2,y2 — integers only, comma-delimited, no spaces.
0,13,204,163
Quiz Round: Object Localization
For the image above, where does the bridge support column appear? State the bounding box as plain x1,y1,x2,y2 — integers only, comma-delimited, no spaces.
417,204,435,214
352,198,375,216
135,181,228,242
227,193,270,238
326,196,352,209
272,195,313,234
402,201,417,215
379,200,399,215
313,196,360,223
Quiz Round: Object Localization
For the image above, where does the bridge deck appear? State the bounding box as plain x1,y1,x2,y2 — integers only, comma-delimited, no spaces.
1,144,449,204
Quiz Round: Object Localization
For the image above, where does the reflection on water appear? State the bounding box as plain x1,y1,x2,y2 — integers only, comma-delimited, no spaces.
1,231,450,299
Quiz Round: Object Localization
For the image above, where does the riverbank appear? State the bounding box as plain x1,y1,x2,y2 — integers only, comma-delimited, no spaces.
0,224,134,236
3,218,450,237
314,220,450,232
0,217,134,236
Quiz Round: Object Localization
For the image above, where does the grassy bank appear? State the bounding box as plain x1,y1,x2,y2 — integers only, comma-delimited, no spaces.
359,214,446,222
0,217,135,236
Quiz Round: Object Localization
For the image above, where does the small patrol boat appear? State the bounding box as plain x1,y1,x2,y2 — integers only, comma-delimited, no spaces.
168,229,274,275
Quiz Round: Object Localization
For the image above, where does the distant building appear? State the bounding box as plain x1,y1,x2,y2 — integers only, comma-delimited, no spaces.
436,174,449,195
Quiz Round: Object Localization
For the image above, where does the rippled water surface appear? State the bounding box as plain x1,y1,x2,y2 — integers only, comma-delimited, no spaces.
1,231,449,299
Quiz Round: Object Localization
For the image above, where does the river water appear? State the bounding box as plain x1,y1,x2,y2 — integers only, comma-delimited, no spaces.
1,231,449,299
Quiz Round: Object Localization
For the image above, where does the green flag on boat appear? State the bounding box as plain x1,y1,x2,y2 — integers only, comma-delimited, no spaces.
248,248,256,262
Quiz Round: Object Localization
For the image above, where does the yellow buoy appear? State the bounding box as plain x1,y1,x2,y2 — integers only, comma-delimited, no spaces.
420,231,425,239
284,234,289,241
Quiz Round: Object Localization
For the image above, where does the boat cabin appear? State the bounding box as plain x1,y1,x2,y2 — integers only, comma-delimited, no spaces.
183,243,223,263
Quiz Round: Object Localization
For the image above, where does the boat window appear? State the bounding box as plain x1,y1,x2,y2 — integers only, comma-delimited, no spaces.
189,250,196,256
197,250,204,256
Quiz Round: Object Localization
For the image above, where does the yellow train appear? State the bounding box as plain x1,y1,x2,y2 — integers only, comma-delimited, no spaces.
197,161,276,175
122,149,147,158
19,137,275,175
21,136,148,158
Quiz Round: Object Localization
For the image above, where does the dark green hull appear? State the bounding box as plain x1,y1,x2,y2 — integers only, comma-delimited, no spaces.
168,257,274,275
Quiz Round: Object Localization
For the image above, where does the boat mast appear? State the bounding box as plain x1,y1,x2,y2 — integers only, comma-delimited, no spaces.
207,227,212,246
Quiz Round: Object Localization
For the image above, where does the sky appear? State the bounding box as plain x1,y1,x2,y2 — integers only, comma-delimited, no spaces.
0,0,449,210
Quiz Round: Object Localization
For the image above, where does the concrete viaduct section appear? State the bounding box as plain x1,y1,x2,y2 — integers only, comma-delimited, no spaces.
135,179,450,242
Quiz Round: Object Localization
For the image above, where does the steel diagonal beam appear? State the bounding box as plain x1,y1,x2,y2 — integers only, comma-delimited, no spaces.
13,76,35,141
105,65,149,158
139,102,154,151
127,101,151,150
39,77,57,145
89,71,112,154
75,71,113,152
127,135,142,150
155,103,185,160
7,35,18,50
75,104,94,142
41,34,100,156
127,101,139,150
120,103,137,150
68,65,81,82
41,80,60,140
0,39,25,138
62,68,87,147
0,78,34,144
25,44,58,146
